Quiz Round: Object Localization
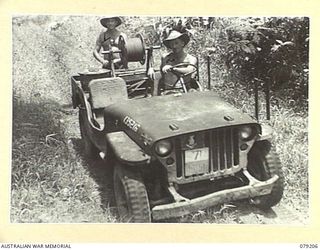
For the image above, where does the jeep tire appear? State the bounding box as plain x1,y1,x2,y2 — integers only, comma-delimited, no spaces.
79,110,99,159
248,141,284,209
113,164,151,223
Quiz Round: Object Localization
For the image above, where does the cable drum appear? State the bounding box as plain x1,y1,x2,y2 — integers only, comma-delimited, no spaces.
119,33,146,67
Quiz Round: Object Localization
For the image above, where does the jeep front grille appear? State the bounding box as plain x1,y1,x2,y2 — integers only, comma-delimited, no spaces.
176,128,239,179
211,127,239,171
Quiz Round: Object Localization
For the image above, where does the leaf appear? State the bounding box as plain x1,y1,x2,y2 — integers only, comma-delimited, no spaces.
276,39,284,45
242,39,251,44
271,44,280,52
283,41,294,46
248,43,256,53
241,44,253,54
252,33,261,43
186,28,196,36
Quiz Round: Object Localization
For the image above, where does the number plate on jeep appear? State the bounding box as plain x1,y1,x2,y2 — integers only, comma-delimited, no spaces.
185,147,209,176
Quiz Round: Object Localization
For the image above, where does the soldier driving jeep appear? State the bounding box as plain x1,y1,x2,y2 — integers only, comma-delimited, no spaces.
147,30,198,96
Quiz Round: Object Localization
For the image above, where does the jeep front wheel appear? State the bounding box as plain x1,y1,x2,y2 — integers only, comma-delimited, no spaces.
248,142,284,209
113,164,151,222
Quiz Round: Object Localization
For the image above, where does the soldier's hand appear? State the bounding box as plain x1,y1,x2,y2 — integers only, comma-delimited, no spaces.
102,61,110,69
147,67,156,80
162,65,173,73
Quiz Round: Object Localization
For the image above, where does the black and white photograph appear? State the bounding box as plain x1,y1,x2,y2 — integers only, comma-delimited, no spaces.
11,15,309,225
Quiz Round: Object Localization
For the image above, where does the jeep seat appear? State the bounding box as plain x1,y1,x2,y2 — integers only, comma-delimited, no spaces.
88,77,128,126
88,77,128,109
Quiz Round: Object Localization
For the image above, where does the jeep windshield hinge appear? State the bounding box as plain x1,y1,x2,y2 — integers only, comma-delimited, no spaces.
254,78,271,121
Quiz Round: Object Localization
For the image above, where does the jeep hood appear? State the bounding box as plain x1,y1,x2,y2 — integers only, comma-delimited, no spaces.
104,91,257,148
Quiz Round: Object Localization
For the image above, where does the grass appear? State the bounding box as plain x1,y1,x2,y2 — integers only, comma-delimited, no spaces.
11,15,308,223
212,80,308,219
11,97,115,223
11,97,120,223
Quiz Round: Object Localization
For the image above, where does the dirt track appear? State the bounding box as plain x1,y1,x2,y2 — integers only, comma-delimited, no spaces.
12,15,308,224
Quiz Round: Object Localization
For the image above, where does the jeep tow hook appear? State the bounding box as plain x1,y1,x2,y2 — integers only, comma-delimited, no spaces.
168,184,190,203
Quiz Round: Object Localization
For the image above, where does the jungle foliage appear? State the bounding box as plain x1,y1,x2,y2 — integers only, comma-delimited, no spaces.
150,17,309,104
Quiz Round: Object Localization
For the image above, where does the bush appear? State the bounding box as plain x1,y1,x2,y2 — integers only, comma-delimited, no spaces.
221,17,309,101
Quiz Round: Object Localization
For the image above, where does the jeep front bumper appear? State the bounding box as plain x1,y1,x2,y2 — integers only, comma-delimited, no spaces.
152,170,278,220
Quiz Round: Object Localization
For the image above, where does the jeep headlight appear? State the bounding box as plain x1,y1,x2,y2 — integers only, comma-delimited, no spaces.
154,139,172,157
239,125,256,141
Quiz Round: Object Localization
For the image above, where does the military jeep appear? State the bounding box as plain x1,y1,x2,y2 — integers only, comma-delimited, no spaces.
71,34,284,222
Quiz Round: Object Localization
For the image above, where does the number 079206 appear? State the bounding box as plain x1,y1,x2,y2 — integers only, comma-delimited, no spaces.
299,244,318,248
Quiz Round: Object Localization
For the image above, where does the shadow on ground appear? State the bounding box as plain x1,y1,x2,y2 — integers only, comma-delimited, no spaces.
12,95,119,222
71,137,117,213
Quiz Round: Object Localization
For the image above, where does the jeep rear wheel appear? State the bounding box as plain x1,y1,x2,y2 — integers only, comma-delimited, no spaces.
113,164,151,222
79,110,99,159
248,142,284,209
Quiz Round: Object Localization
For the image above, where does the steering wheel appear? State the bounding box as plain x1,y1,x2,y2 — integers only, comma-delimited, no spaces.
168,62,198,78
160,62,200,94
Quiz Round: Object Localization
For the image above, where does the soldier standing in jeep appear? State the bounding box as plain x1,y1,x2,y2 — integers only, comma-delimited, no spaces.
148,30,197,95
93,16,127,69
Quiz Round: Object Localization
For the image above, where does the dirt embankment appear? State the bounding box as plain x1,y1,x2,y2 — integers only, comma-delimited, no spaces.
12,16,118,223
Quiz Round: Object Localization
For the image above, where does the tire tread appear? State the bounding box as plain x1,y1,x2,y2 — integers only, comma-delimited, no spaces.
114,165,151,222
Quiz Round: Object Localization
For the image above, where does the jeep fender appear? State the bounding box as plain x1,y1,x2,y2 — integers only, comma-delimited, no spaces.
257,123,273,141
106,131,151,166
71,77,81,109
